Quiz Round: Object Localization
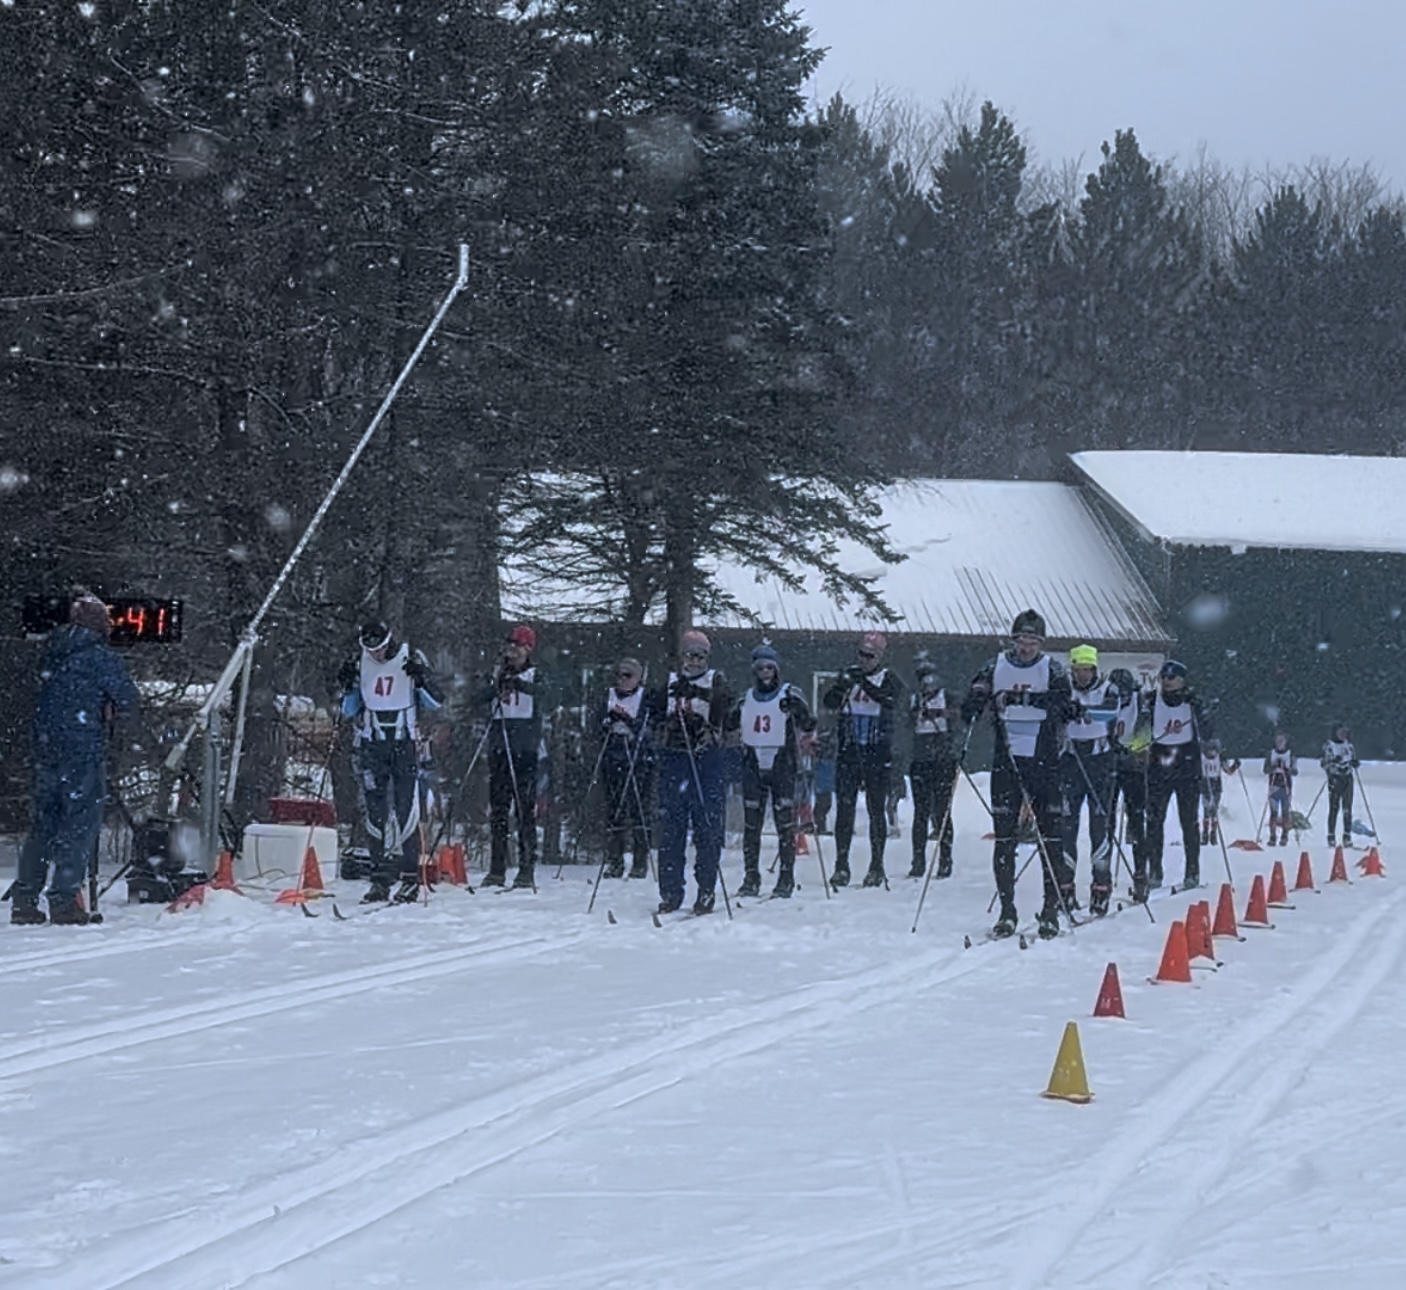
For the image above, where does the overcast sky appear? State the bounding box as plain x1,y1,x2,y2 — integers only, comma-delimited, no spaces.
796,0,1403,195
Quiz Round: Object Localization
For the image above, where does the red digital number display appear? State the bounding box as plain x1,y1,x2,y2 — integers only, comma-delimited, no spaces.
107,598,183,645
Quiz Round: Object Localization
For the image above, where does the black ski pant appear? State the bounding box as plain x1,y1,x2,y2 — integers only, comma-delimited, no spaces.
909,757,955,871
602,748,652,871
1061,747,1114,890
359,738,422,885
742,755,795,877
834,744,890,874
991,755,1067,916
1146,757,1201,886
1110,760,1147,882
489,746,539,877
14,758,105,910
1326,773,1354,841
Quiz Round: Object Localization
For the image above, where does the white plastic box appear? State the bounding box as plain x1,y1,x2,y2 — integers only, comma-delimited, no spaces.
240,823,338,884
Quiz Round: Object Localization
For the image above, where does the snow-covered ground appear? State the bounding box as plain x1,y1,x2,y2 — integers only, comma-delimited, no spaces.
2,766,1403,1289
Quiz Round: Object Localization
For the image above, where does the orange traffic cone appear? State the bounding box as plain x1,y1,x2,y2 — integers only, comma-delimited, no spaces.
210,850,240,892
1267,860,1293,908
1293,851,1316,892
1212,882,1243,940
275,846,325,904
1040,1021,1094,1103
1093,963,1126,1018
1359,847,1386,877
795,830,810,856
167,884,207,913
1150,920,1193,984
1242,873,1273,927
435,845,461,885
1328,846,1350,884
1186,902,1218,966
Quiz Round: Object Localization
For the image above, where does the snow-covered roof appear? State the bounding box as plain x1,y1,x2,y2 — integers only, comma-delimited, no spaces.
503,478,1169,643
1071,450,1406,554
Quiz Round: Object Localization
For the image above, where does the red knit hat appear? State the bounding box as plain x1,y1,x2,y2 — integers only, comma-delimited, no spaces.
507,624,537,651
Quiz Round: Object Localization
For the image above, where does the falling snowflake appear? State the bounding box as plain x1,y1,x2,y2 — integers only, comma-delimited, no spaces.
0,464,28,492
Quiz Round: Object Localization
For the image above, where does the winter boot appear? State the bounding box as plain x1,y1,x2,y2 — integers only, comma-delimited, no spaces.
604,859,625,880
48,903,91,927
830,861,851,890
937,853,953,879
511,865,536,890
861,864,887,889
737,867,762,899
1089,882,1112,918
991,904,1019,939
907,857,926,880
10,904,46,926
692,889,716,916
481,870,506,888
657,895,682,915
771,866,795,899
628,860,650,880
1037,901,1061,940
362,880,391,904
393,877,422,904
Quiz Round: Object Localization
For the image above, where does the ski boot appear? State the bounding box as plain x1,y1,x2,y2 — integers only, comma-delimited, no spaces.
1089,882,1112,918
907,858,926,880
392,877,422,904
1180,864,1200,891
511,865,536,890
861,864,887,889
362,880,391,904
48,903,91,926
830,861,851,890
1130,873,1149,904
1326,835,1336,849
604,858,625,880
1267,828,1278,847
737,867,762,899
1037,902,1061,940
771,866,795,899
1148,862,1164,890
628,860,650,880
657,895,682,915
10,904,46,926
692,889,716,916
991,905,1019,939
481,870,506,888
937,854,953,879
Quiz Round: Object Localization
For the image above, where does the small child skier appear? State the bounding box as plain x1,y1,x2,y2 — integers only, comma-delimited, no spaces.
1263,730,1297,846
1200,737,1224,846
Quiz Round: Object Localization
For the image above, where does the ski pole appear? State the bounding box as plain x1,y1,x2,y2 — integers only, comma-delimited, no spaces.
1069,741,1154,923
1353,765,1382,845
585,713,651,910
1301,778,1326,830
911,724,974,933
559,731,609,882
428,715,495,857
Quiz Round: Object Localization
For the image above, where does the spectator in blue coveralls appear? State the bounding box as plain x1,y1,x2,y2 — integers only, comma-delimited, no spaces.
12,592,139,926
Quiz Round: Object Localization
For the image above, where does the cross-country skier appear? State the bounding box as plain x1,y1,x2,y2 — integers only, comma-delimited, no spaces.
473,624,543,889
11,591,140,926
1142,660,1214,889
647,629,731,915
1200,737,1226,846
341,620,443,903
907,661,960,880
725,643,816,899
1106,667,1150,902
1061,644,1120,917
1263,729,1297,846
595,657,653,880
822,631,902,889
962,610,1075,940
1320,723,1358,847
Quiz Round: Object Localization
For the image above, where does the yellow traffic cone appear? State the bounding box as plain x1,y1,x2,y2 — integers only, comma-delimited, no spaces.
1040,1021,1094,1103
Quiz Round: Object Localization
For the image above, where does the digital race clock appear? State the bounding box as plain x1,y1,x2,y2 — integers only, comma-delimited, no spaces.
22,594,183,644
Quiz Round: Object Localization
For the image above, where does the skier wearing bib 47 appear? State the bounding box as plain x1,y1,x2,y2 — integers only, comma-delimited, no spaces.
1142,659,1214,890
648,630,732,916
823,631,902,890
1320,723,1358,847
962,610,1076,940
725,644,816,899
1062,644,1119,917
341,620,444,903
